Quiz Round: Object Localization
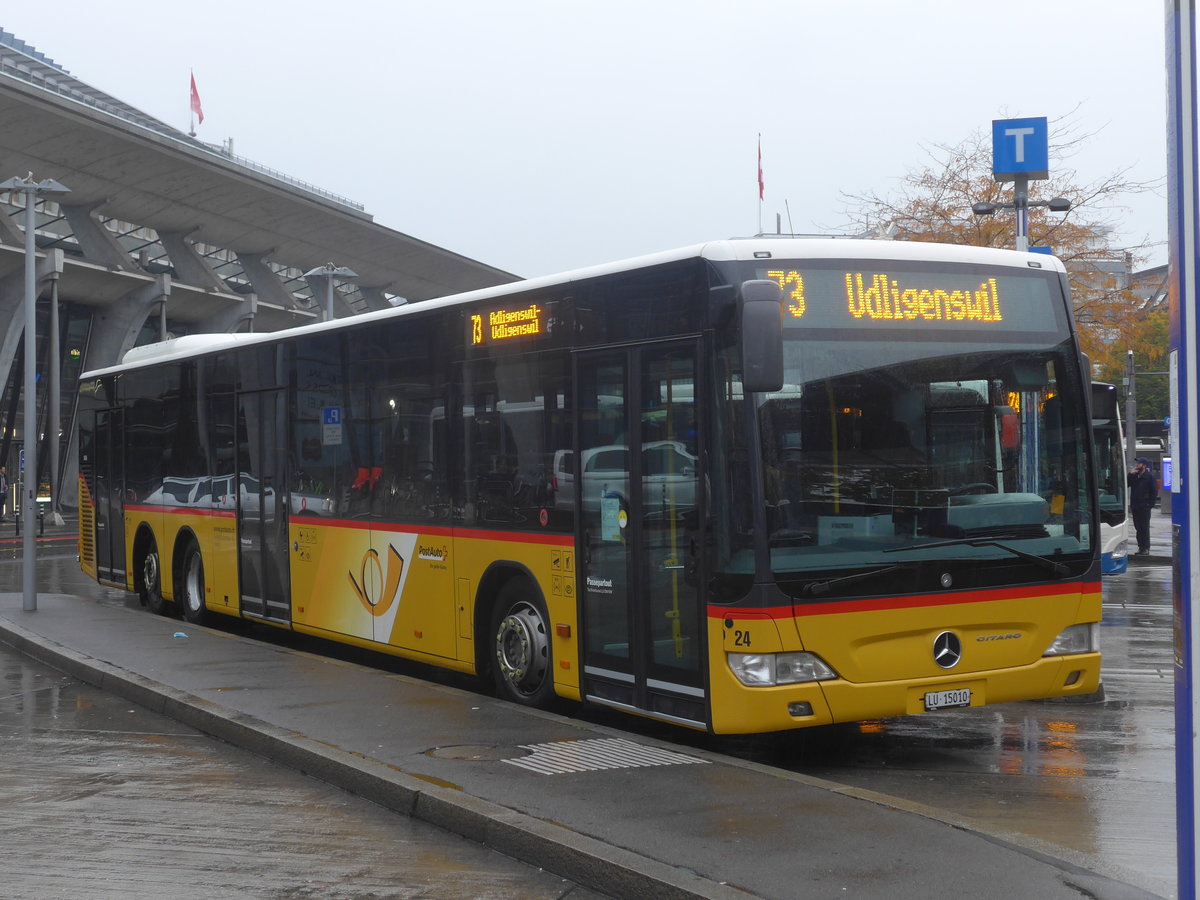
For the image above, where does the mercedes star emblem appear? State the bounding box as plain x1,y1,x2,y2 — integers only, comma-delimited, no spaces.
933,631,962,669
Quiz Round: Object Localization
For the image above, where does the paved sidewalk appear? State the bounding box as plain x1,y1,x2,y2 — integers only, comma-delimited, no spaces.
0,587,1160,900
1128,509,1173,568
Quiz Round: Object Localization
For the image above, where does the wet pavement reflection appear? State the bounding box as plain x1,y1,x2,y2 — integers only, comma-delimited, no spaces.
0,548,604,900
0,644,608,899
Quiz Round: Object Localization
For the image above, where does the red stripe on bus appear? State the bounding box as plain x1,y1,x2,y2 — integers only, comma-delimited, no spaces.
454,528,575,546
120,508,574,548
125,504,235,518
708,580,1099,620
287,517,573,546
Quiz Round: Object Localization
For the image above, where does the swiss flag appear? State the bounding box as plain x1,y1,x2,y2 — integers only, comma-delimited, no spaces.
190,72,205,125
757,134,764,201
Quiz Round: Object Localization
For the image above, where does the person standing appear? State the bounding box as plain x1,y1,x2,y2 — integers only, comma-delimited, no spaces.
0,466,7,522
1127,457,1158,556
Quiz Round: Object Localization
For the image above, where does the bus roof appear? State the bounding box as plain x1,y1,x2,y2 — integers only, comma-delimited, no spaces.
82,237,1067,378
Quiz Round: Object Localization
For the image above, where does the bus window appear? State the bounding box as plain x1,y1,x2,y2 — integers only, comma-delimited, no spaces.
362,320,450,525
462,352,569,530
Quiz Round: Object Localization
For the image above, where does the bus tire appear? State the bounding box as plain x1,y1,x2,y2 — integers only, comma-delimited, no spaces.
180,541,208,625
489,579,554,708
139,537,171,616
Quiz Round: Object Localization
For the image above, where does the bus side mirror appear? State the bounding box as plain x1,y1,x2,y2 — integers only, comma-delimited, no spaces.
739,279,784,393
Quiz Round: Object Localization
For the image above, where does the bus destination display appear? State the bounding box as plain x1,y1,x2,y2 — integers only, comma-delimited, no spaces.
470,303,544,346
761,265,1060,332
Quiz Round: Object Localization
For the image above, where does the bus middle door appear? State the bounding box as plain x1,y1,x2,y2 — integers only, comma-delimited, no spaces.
236,389,291,622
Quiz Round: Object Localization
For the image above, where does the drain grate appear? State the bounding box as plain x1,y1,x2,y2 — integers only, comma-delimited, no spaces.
501,737,709,775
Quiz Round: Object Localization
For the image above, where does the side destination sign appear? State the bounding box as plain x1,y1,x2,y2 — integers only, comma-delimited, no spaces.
759,263,1060,333
470,303,544,346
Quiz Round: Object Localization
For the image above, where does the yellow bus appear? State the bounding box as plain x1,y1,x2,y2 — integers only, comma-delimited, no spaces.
77,238,1102,734
1091,382,1129,574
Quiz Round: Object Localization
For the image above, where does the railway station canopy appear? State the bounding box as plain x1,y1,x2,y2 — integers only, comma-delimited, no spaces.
0,27,518,509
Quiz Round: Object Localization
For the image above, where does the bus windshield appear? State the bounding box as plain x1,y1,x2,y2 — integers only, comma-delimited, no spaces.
746,260,1092,588
1091,388,1127,528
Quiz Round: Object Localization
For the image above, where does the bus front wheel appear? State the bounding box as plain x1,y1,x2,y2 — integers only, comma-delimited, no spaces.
489,580,554,707
180,542,208,625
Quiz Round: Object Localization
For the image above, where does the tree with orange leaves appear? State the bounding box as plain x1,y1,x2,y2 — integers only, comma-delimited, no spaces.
840,125,1159,376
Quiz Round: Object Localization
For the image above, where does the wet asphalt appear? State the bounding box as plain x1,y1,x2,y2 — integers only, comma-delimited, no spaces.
0,639,605,900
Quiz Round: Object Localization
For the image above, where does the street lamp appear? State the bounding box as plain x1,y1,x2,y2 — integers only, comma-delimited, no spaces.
971,191,1071,251
0,173,70,613
303,263,358,322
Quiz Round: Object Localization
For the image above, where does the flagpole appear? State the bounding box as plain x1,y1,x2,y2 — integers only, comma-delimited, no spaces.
189,69,194,136
757,133,763,235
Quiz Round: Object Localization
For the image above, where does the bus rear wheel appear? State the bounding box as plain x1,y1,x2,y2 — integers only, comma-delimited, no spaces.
180,543,208,625
489,580,554,707
139,538,171,616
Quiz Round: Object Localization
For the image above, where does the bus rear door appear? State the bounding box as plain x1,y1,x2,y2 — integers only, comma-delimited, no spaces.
83,407,126,586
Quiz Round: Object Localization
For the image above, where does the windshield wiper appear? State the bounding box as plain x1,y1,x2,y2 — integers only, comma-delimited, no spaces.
803,564,908,598
883,538,1071,577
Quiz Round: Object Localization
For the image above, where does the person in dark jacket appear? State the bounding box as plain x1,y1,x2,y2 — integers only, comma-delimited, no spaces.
1127,457,1158,556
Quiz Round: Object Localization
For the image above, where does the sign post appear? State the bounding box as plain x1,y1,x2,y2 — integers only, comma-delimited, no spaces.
1167,3,1199,897
991,117,1049,252
974,118,1066,248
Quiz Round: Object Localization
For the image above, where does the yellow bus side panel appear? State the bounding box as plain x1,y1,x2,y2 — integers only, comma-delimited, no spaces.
172,512,240,617
288,522,579,695
205,515,240,615
451,533,580,696
291,522,380,644
77,476,97,581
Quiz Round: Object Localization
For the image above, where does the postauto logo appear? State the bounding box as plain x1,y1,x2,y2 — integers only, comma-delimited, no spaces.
348,544,405,617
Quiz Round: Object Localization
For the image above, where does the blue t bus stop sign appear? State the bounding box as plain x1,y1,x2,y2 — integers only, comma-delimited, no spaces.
992,117,1049,181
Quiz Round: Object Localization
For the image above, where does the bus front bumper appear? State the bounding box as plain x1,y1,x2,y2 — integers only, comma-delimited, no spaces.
708,651,1102,735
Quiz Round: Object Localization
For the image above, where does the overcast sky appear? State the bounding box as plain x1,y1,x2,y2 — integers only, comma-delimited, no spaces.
4,1,1171,278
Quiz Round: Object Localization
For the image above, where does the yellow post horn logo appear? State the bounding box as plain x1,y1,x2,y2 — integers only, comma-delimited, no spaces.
348,544,405,616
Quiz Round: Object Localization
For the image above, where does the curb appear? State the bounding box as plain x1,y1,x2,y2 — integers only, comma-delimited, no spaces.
0,614,743,900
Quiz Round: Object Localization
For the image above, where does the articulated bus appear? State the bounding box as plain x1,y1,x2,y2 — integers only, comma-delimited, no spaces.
1091,382,1129,575
77,239,1101,734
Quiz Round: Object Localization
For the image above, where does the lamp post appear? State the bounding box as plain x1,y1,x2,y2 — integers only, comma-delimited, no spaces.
303,263,358,322
0,174,70,613
971,191,1071,252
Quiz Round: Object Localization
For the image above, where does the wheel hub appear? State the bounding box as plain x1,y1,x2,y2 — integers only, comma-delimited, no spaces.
495,604,547,689
185,556,202,613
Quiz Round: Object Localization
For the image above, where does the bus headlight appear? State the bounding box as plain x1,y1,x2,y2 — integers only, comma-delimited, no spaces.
728,651,838,686
1113,540,1128,560
1043,623,1099,656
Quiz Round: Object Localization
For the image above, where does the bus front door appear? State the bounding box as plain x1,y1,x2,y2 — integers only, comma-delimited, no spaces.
236,389,291,622
576,341,707,729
